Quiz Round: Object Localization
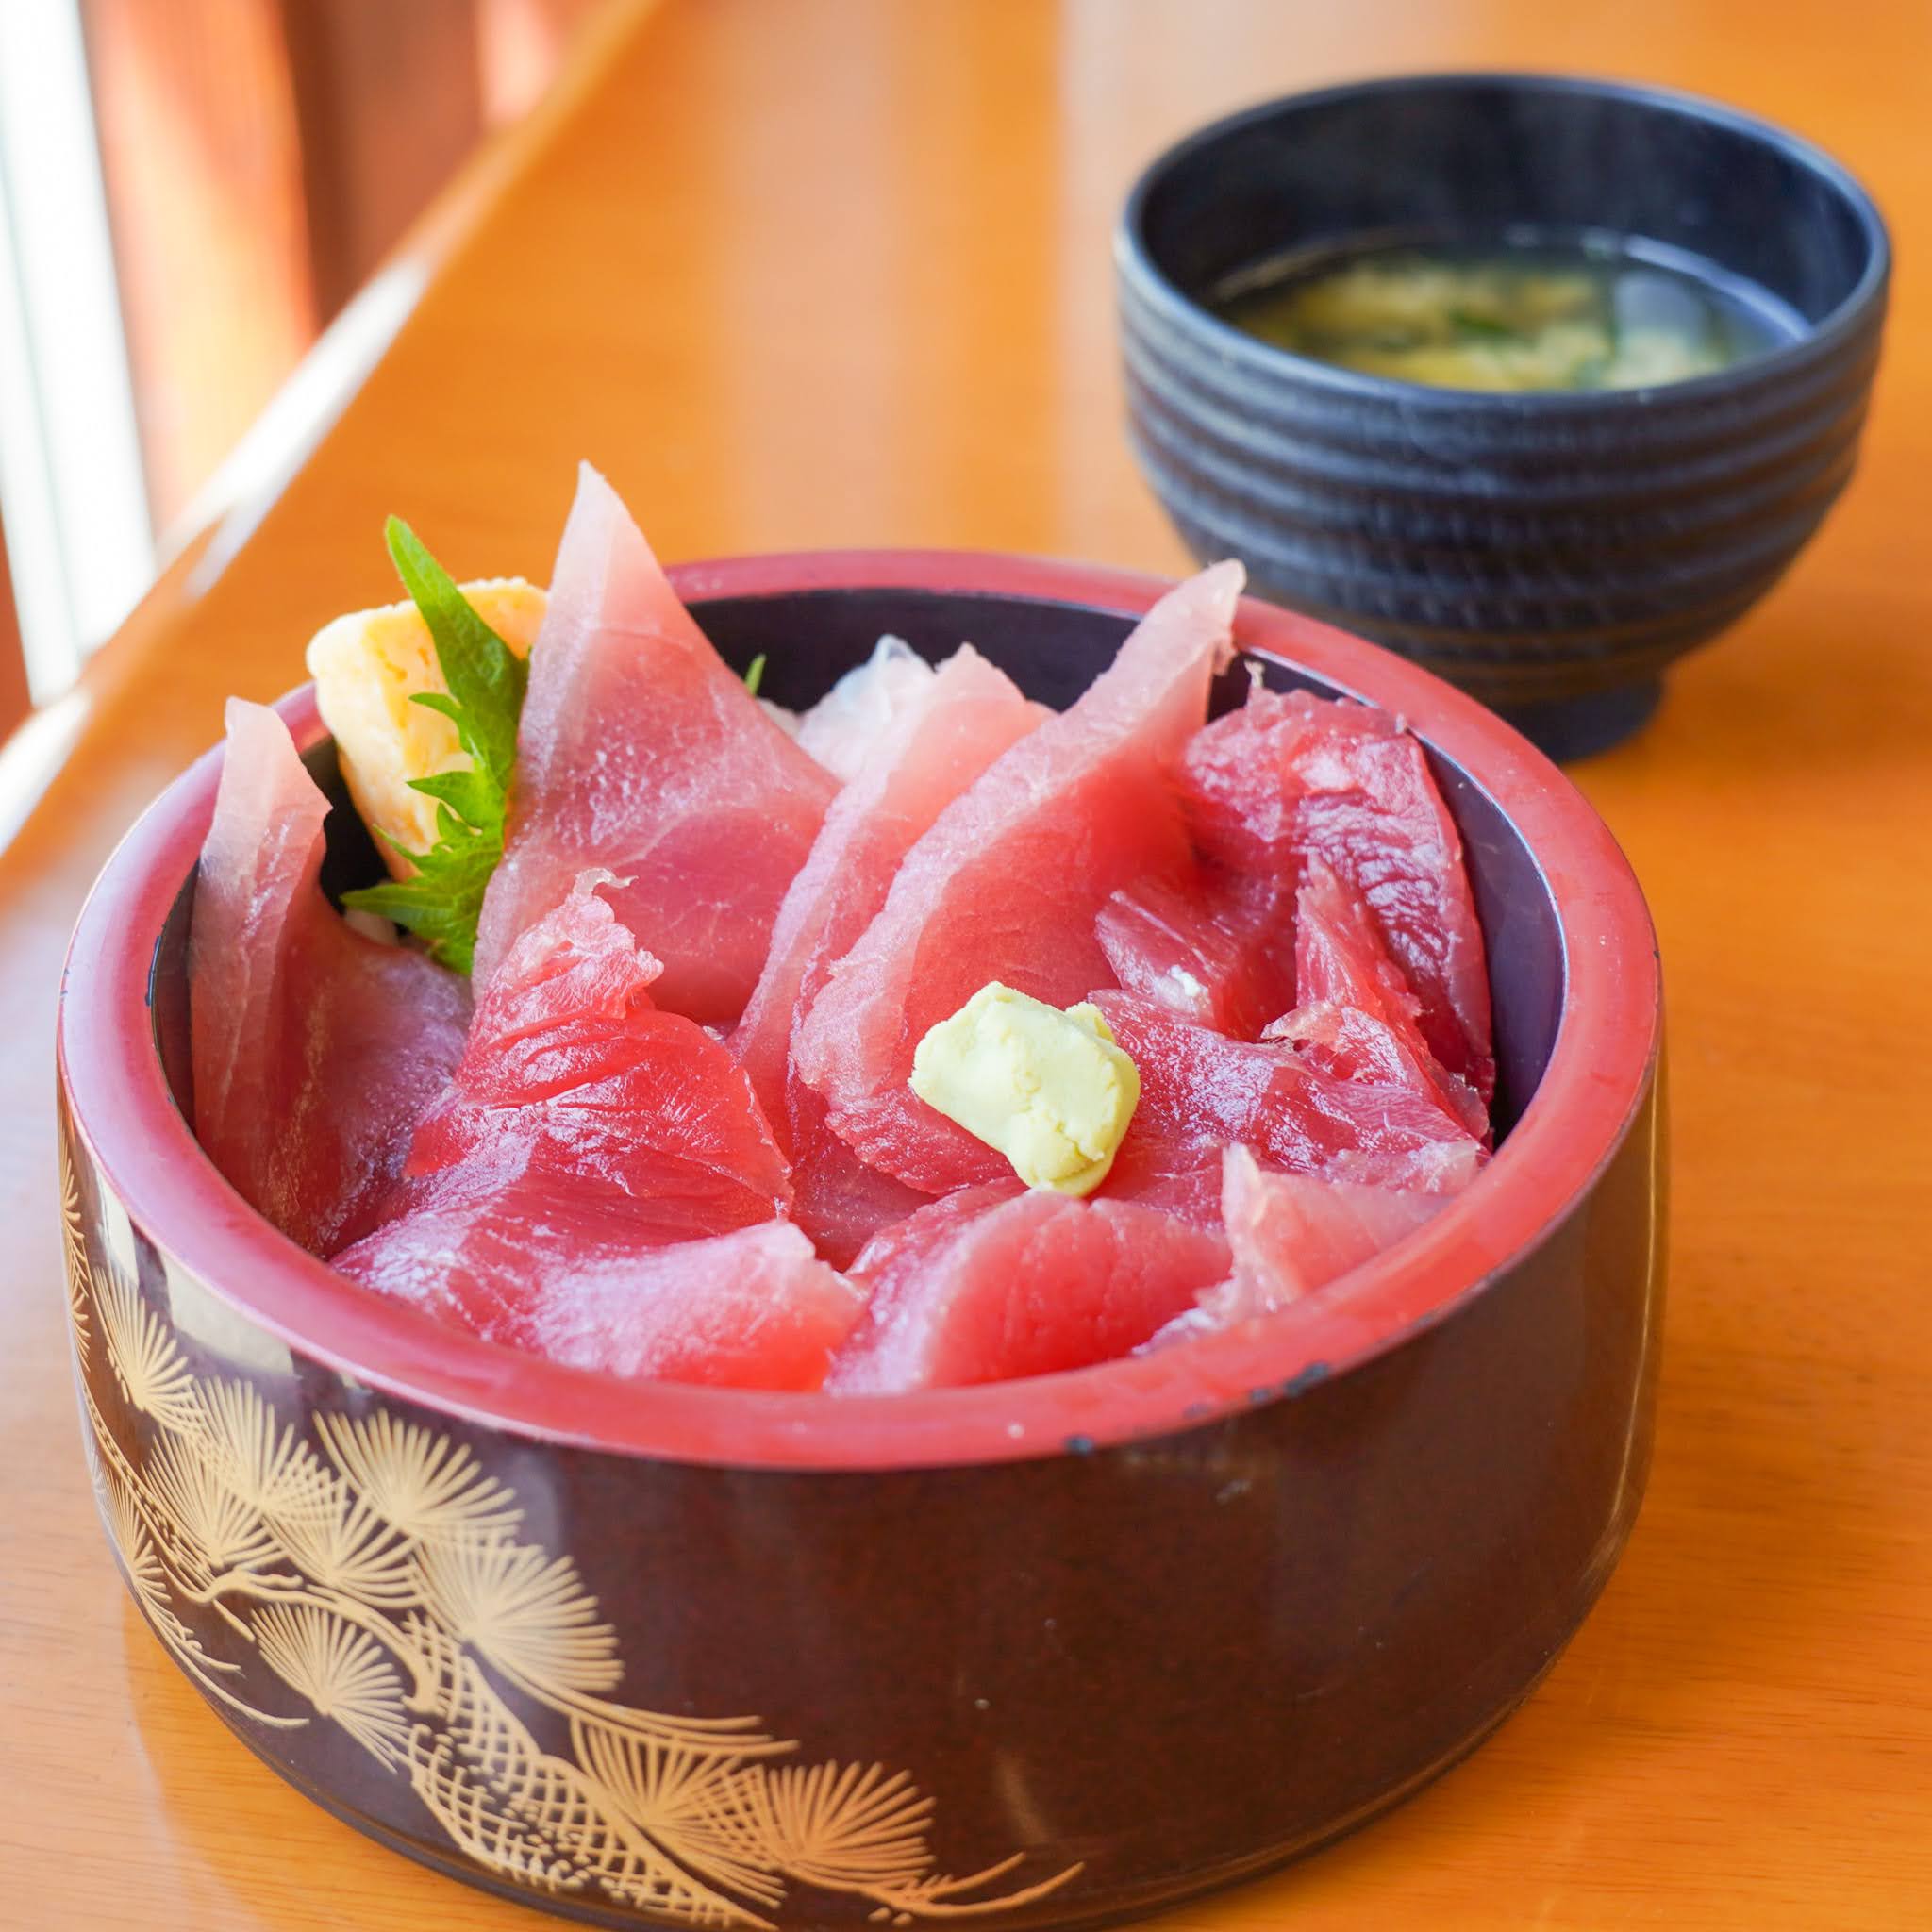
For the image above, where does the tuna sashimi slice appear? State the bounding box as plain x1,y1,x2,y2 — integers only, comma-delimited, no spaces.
395,871,791,1242
734,637,1042,1120
1269,858,1488,1141
826,1183,1230,1393
1223,1145,1451,1301
732,645,1041,1132
794,635,937,782
513,1221,863,1388
1091,991,1485,1196
472,465,836,1019
1093,1131,1226,1228
786,1118,933,1271
334,874,820,1385
1180,687,1494,1100
1095,867,1296,1039
732,642,1043,1261
795,561,1244,1194
337,1194,860,1391
1149,1145,1453,1347
190,698,471,1257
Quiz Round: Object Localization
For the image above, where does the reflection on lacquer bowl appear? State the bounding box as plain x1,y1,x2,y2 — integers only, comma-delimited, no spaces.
57,552,1663,1931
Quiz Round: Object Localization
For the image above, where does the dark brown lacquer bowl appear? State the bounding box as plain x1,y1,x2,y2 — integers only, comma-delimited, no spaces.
57,554,1663,1931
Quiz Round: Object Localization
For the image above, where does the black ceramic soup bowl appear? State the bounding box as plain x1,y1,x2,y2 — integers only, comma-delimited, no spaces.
58,553,1662,1929
1118,73,1890,758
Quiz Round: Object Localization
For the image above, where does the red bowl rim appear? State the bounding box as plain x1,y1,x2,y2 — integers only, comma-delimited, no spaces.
58,548,1660,1473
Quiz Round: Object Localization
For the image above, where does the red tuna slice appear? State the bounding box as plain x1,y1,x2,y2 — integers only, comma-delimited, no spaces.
1091,991,1484,1195
394,871,791,1245
472,465,837,1020
826,1183,1231,1393
1095,867,1296,1039
1150,1145,1453,1347
1093,1121,1226,1228
1270,857,1488,1141
190,698,471,1257
337,1194,859,1391
1180,687,1494,1101
786,1117,932,1270
794,561,1244,1193
732,643,1043,1260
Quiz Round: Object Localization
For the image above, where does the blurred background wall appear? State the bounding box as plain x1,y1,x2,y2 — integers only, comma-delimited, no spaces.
0,0,609,728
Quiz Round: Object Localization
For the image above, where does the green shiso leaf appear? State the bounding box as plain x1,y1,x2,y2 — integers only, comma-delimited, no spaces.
341,517,528,974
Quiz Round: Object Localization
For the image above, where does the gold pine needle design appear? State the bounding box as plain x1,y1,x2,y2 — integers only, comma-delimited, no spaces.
254,1602,410,1767
58,1138,91,1372
745,1762,935,1895
575,1724,789,1910
59,1124,1082,1925
93,1257,201,1435
314,1410,522,1544
198,1379,331,1519
269,1481,420,1607
413,1534,623,1698
147,1431,281,1584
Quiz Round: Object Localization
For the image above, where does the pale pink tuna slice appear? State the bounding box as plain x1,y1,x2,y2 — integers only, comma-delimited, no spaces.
1095,866,1297,1039
731,643,1044,1260
795,561,1244,1193
732,645,1041,1134
1093,1130,1226,1228
190,699,471,1257
397,871,791,1242
472,465,837,1019
794,635,937,782
1091,990,1484,1196
338,1197,860,1391
515,1221,863,1389
1267,857,1488,1141
1180,687,1494,1101
825,1183,1231,1393
1223,1144,1451,1301
1148,1144,1453,1347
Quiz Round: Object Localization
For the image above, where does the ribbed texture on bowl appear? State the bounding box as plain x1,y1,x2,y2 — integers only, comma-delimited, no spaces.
1117,75,1890,740
1122,290,1881,707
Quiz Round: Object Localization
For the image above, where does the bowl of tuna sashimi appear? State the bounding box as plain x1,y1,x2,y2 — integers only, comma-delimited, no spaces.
58,463,1662,1931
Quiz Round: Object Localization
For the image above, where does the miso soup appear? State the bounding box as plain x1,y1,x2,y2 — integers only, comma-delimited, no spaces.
1213,238,1801,393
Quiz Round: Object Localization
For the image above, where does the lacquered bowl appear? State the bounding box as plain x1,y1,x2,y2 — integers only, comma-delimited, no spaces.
58,553,1662,1930
1118,74,1890,758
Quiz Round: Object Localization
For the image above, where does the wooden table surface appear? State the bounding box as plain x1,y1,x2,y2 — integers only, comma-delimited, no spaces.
5,1,1929,1924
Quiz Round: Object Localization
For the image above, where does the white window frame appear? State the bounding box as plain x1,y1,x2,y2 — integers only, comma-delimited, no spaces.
0,0,153,703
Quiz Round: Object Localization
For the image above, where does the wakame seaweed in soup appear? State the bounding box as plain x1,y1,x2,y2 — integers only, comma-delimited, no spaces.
1214,236,1802,393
